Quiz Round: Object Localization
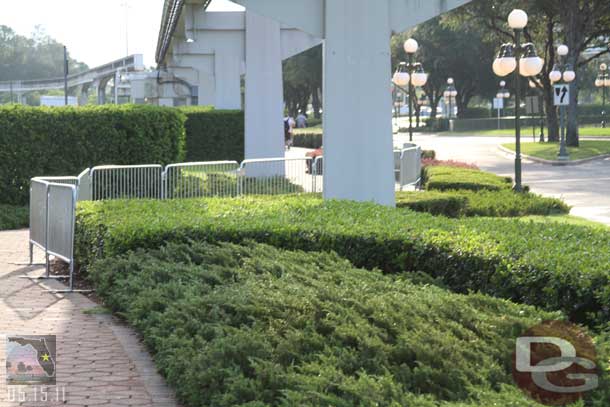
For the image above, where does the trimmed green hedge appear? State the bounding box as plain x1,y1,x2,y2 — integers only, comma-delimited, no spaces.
0,104,186,205
396,190,570,218
397,191,468,217
292,132,323,149
292,127,323,149
76,196,610,327
181,108,244,162
460,107,492,119
90,239,599,406
0,204,29,230
425,166,513,192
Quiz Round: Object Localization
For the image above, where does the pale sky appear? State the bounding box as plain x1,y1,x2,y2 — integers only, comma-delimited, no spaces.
0,0,243,69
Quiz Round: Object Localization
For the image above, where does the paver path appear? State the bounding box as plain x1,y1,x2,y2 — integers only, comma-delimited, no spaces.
0,230,181,407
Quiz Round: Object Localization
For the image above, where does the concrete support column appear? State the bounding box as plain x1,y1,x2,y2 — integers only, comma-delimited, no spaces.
244,11,285,162
79,85,90,106
94,81,106,105
214,51,242,109
322,0,395,206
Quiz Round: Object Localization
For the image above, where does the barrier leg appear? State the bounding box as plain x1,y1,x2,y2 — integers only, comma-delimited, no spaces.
29,242,33,265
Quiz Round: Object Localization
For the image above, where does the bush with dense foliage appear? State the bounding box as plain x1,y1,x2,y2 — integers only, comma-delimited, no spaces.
396,190,570,218
89,239,610,406
460,107,492,119
0,104,186,205
180,108,245,163
424,166,513,192
76,196,610,327
292,127,323,149
0,204,29,230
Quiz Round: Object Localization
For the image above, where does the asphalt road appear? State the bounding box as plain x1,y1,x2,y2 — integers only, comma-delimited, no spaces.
399,134,610,225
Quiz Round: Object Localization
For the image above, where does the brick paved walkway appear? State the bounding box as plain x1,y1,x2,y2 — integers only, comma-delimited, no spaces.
0,230,181,407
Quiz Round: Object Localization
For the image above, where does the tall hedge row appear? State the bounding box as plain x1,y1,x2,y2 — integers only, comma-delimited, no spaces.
181,108,245,163
0,104,186,205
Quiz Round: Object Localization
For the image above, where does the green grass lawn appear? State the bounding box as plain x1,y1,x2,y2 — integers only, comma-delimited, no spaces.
451,126,610,138
501,140,610,161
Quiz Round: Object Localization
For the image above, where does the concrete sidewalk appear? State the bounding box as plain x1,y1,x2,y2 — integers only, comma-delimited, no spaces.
0,230,181,407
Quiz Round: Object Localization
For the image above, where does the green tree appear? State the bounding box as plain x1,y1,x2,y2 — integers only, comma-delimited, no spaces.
0,25,88,104
391,18,497,121
283,44,322,118
448,0,610,145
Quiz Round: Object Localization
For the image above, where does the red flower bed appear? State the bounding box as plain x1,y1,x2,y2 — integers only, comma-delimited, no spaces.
422,159,479,170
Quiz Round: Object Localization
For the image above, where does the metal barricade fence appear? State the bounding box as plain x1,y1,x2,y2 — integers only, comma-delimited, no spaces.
312,156,324,193
164,161,240,199
90,165,164,201
28,178,80,293
29,177,79,263
29,179,50,262
238,157,314,195
46,183,78,292
398,146,422,190
77,168,92,201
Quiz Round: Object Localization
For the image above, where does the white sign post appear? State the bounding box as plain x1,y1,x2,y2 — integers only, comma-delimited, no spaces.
493,98,504,130
554,84,570,106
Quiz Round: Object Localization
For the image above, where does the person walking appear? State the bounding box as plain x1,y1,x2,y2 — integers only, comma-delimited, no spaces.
296,111,308,128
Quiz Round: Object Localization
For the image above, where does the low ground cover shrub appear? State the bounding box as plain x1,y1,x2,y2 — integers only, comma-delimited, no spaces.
425,166,513,192
89,239,610,406
0,205,29,230
396,190,570,218
0,104,186,205
76,196,610,326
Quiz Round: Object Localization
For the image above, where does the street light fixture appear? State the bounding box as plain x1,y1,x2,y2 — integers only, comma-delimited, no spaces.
444,77,458,120
549,44,576,161
492,9,544,192
596,62,609,128
393,38,428,142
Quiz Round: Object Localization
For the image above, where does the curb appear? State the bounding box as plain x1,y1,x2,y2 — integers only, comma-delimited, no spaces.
497,145,610,166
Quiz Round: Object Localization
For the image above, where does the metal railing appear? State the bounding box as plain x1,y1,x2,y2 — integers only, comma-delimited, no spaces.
238,157,314,195
90,165,164,201
164,161,240,199
311,156,324,193
397,146,422,190
28,178,81,293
